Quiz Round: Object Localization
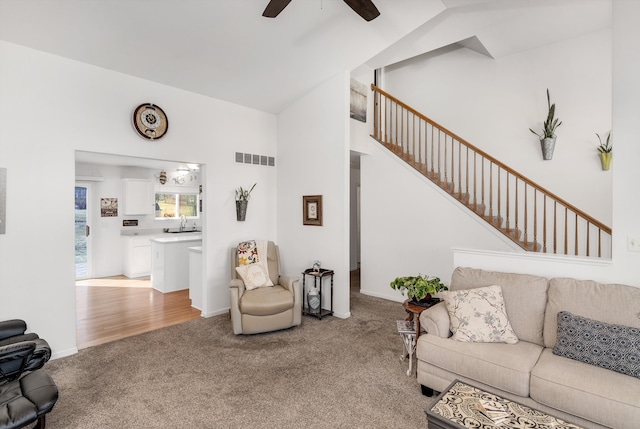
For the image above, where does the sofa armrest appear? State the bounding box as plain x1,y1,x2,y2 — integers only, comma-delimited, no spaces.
229,278,245,297
419,302,451,338
279,275,301,305
0,319,27,342
278,275,297,292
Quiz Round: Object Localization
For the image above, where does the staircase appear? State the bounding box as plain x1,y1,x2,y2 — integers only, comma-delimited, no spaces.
370,85,612,259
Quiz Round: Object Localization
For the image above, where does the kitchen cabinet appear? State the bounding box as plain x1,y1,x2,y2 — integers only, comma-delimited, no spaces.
122,235,154,278
122,179,153,215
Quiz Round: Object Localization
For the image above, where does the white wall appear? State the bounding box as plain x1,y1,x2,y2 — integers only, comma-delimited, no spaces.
383,29,613,225
276,72,351,318
360,2,640,291
0,41,277,357
360,140,519,302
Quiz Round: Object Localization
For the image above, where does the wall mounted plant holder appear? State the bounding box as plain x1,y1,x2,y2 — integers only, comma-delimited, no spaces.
540,137,556,160
236,200,248,221
599,153,612,171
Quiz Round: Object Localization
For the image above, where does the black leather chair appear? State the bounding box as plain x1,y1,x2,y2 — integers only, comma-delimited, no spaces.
0,320,51,373
0,321,58,429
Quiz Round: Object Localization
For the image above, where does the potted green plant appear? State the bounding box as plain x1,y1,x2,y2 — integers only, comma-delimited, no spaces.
529,89,562,160
596,131,612,171
390,274,448,305
234,183,256,221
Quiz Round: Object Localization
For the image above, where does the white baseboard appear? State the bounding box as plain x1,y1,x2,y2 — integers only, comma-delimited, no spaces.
51,347,78,360
202,307,229,318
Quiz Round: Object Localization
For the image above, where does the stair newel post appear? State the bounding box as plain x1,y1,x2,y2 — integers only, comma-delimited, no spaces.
523,182,528,245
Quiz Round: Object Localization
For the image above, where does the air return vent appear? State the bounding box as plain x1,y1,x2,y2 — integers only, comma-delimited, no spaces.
235,152,275,167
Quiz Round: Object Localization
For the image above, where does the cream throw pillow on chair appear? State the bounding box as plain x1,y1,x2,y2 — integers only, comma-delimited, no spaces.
441,285,518,344
236,264,272,290
236,240,273,290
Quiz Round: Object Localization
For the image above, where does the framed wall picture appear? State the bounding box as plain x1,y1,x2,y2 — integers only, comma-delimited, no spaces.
100,198,118,217
303,195,323,226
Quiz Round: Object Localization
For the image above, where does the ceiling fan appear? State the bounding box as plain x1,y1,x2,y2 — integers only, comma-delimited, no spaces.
262,0,380,22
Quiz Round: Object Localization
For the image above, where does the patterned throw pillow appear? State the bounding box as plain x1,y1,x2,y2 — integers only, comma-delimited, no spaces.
237,240,259,265
441,285,519,344
553,311,640,378
235,264,273,290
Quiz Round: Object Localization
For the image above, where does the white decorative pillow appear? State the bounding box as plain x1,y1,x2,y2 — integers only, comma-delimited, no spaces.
236,240,274,288
441,285,519,344
235,264,273,290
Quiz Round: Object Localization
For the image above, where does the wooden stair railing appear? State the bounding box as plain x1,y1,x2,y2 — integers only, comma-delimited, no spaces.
371,85,612,258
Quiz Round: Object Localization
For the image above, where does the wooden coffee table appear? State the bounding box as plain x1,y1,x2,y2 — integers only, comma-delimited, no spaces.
426,380,583,429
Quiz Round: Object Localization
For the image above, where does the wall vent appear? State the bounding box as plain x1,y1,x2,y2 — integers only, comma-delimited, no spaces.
235,152,275,167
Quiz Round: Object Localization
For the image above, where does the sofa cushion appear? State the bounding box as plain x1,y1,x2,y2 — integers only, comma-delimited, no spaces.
531,348,640,429
544,278,640,348
450,267,548,346
441,285,518,344
417,334,543,397
553,311,640,378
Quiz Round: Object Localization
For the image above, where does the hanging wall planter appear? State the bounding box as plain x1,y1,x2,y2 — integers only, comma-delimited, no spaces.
234,183,256,222
540,136,556,161
236,200,248,221
599,153,612,171
529,89,562,161
597,132,612,171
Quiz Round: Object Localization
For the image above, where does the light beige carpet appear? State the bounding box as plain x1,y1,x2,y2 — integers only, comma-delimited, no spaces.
45,286,437,428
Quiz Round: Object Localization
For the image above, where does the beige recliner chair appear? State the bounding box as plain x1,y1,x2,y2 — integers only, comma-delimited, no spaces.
229,241,302,335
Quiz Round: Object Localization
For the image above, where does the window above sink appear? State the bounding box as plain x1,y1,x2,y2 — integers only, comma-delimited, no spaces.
155,186,200,220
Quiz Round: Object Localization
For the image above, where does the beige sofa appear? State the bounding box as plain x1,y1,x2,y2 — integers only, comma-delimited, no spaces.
417,267,640,429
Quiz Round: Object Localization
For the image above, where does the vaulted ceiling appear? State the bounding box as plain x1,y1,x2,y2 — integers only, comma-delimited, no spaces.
0,0,610,114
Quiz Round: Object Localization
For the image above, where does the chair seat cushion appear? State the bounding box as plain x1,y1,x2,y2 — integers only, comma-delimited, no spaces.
240,285,294,316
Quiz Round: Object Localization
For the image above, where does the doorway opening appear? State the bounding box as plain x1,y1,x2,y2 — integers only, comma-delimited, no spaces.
74,151,204,349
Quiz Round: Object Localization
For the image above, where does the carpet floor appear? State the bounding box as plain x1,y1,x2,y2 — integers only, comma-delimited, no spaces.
45,286,436,428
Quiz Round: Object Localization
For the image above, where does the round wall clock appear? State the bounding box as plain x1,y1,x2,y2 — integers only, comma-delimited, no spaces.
132,103,168,140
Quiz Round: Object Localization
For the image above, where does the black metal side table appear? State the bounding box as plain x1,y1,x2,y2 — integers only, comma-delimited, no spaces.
301,268,334,319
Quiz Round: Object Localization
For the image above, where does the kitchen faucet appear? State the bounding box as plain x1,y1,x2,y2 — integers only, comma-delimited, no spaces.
180,215,187,231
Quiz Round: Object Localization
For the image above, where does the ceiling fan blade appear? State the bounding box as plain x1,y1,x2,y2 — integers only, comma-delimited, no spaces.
262,0,293,18
343,0,380,21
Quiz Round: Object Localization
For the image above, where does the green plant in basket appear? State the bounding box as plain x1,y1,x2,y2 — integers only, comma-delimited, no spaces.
390,274,448,302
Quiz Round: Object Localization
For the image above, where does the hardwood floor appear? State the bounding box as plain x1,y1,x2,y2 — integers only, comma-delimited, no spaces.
76,276,201,349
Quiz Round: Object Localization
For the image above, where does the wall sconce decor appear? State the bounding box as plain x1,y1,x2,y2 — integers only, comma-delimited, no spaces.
303,195,323,226
159,170,167,184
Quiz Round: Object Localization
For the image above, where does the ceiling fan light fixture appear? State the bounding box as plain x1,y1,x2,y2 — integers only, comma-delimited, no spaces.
262,0,379,21
343,0,380,21
262,0,292,18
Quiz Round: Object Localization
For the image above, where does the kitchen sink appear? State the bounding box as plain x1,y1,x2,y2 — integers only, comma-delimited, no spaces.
163,228,201,233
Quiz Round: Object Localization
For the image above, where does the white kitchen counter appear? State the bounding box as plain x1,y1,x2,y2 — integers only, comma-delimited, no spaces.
151,234,203,293
151,233,202,244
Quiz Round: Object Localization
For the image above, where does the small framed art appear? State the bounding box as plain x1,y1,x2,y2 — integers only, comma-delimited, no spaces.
303,195,323,226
